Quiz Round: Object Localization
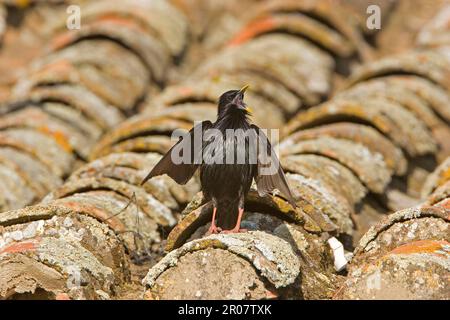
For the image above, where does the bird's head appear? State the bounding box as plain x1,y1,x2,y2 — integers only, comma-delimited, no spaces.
217,85,251,117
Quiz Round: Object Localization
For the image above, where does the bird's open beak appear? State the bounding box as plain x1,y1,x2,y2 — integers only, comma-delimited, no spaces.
238,84,249,94
234,85,250,111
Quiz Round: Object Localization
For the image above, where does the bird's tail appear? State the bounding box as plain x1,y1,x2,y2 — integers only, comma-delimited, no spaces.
215,199,240,231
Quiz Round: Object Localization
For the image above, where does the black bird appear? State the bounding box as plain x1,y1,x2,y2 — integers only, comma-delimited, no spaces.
141,85,296,234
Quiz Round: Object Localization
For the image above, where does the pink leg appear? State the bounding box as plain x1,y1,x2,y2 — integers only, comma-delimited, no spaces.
207,207,221,234
222,208,247,234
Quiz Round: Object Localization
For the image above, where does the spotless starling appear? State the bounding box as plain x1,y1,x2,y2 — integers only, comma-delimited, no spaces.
141,85,296,234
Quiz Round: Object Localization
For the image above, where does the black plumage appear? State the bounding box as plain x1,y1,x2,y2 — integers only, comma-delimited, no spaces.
141,86,296,233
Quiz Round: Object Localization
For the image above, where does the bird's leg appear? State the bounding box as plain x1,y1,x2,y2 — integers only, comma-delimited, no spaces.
222,208,247,234
206,207,221,234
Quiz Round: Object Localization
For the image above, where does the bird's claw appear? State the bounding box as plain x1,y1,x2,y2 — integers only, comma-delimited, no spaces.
206,225,222,235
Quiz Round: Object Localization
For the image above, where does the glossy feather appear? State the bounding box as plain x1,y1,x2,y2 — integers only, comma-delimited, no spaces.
141,89,296,230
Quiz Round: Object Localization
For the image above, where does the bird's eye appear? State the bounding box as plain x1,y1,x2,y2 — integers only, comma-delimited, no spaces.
229,91,239,100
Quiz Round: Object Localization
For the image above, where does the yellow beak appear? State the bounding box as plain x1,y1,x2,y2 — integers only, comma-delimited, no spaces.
238,84,250,94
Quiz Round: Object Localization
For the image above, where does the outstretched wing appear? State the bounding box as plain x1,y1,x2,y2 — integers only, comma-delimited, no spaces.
141,121,213,185
251,124,296,207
